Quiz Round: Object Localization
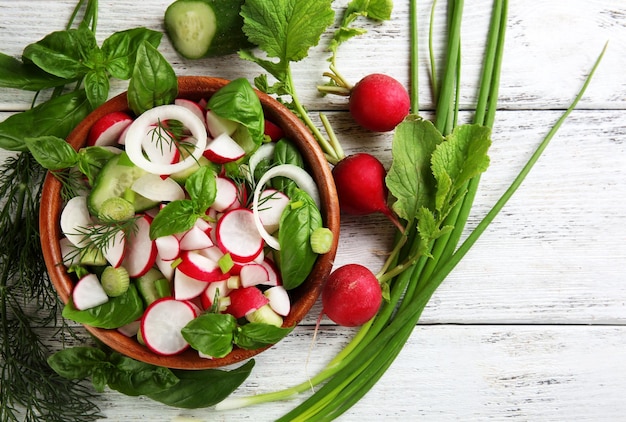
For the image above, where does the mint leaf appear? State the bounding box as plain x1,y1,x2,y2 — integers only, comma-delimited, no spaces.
386,117,442,221
240,0,335,76
431,124,491,213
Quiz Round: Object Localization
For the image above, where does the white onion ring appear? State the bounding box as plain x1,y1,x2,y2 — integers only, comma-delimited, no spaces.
252,164,321,250
124,104,207,175
246,143,275,184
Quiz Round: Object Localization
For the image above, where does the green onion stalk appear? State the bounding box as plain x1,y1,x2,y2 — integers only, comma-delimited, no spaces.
216,0,606,419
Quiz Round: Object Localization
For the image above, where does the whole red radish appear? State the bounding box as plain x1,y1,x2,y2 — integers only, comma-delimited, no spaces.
332,153,402,233
349,74,410,132
322,264,382,327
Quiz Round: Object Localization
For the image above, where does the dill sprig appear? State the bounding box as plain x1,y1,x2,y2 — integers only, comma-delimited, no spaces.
62,215,139,266
150,118,199,160
0,153,102,422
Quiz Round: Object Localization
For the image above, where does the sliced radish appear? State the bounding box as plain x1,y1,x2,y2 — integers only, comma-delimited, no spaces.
121,215,157,278
211,177,240,212
155,255,175,282
257,189,290,234
225,287,269,319
175,98,206,127
124,104,207,175
203,132,246,164
140,298,197,356
131,174,185,202
205,109,238,138
194,217,212,235
260,258,281,286
72,273,109,310
60,196,93,248
87,111,133,146
179,225,214,250
155,234,180,261
215,208,264,263
117,319,141,337
252,164,320,250
264,119,284,142
239,263,270,288
100,226,126,267
264,285,291,316
196,245,225,262
199,278,232,310
173,269,209,300
59,237,80,267
176,250,229,282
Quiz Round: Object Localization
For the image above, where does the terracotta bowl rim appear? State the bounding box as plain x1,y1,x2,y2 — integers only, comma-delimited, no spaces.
40,75,340,369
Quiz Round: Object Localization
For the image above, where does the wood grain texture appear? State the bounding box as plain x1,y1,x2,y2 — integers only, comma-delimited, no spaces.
1,0,625,420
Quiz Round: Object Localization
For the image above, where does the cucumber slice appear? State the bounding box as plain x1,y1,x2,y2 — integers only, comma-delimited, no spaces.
135,268,170,306
164,0,253,59
98,197,135,221
88,154,158,215
101,266,131,297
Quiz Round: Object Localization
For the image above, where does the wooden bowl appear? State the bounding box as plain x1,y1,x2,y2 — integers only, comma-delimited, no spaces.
40,76,340,369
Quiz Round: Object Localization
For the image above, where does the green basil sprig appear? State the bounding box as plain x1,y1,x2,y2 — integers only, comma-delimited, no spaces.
207,77,265,151
149,166,217,239
48,346,255,409
278,188,323,289
182,312,294,358
62,284,144,329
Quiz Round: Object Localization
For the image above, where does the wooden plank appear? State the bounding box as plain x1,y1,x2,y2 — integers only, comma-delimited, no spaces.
0,1,624,111
41,325,626,421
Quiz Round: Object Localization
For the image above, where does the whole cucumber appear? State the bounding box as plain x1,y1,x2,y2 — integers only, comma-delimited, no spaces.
164,0,253,59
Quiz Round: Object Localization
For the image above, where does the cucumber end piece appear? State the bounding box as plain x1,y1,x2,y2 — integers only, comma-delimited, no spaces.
101,266,131,297
165,1,217,59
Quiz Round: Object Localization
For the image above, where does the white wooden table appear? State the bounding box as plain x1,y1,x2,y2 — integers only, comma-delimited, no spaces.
1,1,625,420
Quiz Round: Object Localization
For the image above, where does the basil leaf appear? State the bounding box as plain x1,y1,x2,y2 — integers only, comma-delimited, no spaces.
0,90,91,151
84,68,110,109
386,117,442,221
127,41,178,115
77,146,117,186
62,284,144,329
184,166,217,213
101,28,163,80
235,322,293,350
0,52,69,90
147,360,255,409
272,138,304,192
278,188,322,289
47,347,108,380
22,26,96,79
24,136,79,170
149,200,198,239
181,313,237,358
106,353,179,397
207,78,265,147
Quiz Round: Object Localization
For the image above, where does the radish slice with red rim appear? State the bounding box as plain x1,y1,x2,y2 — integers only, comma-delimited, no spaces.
140,298,197,356
252,164,320,250
124,104,207,175
216,208,264,262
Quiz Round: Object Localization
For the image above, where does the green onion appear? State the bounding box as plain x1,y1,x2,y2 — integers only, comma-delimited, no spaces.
215,1,607,419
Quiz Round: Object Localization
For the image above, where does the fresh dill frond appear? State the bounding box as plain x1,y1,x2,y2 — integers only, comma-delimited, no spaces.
150,118,200,162
0,153,102,421
62,215,140,266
